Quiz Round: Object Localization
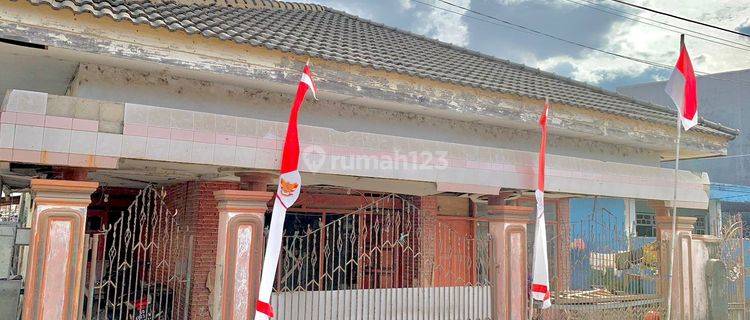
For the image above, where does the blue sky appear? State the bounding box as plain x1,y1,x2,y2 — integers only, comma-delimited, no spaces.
298,0,750,90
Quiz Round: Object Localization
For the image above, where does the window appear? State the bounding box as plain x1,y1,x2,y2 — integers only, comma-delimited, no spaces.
635,212,656,237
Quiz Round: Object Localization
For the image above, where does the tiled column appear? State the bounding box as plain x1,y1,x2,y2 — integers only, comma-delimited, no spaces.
651,201,696,320
212,190,272,320
22,179,98,320
486,196,533,320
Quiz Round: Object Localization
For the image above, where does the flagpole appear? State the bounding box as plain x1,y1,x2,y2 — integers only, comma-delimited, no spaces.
665,111,682,320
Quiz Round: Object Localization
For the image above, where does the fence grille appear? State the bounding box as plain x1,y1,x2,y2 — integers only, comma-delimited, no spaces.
269,194,493,319
80,185,194,320
534,202,663,319
721,213,747,320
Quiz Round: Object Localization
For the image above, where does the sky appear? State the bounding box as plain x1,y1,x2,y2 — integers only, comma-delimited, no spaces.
295,0,750,90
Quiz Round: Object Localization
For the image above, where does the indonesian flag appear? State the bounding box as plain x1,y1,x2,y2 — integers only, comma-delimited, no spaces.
255,63,316,320
531,99,552,309
665,35,698,131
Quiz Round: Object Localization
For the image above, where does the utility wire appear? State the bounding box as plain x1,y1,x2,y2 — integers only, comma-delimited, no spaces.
561,0,750,52
415,0,750,86
579,0,750,49
608,0,750,39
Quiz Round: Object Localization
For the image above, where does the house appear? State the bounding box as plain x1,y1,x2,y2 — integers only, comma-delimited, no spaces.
0,0,738,319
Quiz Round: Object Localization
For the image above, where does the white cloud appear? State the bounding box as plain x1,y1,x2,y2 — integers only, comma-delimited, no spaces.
414,0,471,46
535,0,750,84
398,0,414,10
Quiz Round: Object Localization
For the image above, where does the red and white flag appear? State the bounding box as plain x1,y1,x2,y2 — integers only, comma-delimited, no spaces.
531,99,551,309
255,64,316,320
665,35,698,131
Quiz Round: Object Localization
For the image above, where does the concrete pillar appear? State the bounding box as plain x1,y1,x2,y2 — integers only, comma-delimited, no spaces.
652,201,697,320
486,197,533,320
212,190,272,320
22,179,98,320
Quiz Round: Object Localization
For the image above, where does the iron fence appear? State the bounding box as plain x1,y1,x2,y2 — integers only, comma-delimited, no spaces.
79,186,194,320
269,194,493,320
533,202,663,319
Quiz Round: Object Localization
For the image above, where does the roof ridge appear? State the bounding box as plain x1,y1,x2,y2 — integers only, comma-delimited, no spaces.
149,0,325,11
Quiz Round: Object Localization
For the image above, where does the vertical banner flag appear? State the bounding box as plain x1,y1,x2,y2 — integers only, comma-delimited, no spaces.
256,63,316,320
531,99,552,309
665,34,698,131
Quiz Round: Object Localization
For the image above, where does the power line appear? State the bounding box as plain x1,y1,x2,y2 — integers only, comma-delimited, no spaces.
414,0,750,86
608,0,750,39
561,0,750,52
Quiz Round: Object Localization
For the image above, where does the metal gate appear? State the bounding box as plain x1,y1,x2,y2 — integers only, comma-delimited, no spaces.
270,194,493,319
721,213,747,320
80,185,194,320
535,200,663,319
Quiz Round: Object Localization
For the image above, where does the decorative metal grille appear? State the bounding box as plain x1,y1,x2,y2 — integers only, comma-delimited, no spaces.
80,185,194,320
720,213,747,320
534,201,663,319
269,194,493,319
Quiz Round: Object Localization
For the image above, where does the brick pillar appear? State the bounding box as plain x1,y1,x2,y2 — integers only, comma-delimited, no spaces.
418,195,438,287
212,188,272,320
22,179,98,320
555,198,571,291
651,201,696,320
486,196,532,320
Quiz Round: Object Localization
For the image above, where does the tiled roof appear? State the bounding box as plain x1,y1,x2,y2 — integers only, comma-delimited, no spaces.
24,0,738,137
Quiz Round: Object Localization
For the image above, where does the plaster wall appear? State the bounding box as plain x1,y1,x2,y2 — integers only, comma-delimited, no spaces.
69,64,660,166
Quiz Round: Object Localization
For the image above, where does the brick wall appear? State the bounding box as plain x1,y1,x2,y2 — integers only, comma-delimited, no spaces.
415,196,437,287
165,181,240,320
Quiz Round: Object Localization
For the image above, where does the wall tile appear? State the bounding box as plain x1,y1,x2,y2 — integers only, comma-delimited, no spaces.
13,125,44,150
0,112,16,124
123,124,148,136
0,148,11,161
42,127,71,153
193,131,215,144
213,144,236,166
236,136,257,148
171,128,194,141
45,116,73,129
68,153,93,167
215,115,237,135
12,149,41,163
234,146,256,167
41,151,68,165
72,118,99,132
0,124,14,148
147,107,171,128
169,140,192,163
15,113,45,127
194,112,216,132
170,109,194,130
69,130,97,154
215,133,236,146
147,126,171,139
146,137,170,160
236,117,258,137
191,142,214,164
122,135,147,158
4,90,47,114
96,132,123,157
124,103,150,125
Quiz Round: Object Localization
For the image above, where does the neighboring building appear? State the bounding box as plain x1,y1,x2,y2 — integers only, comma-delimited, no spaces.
618,69,750,186
0,1,739,319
